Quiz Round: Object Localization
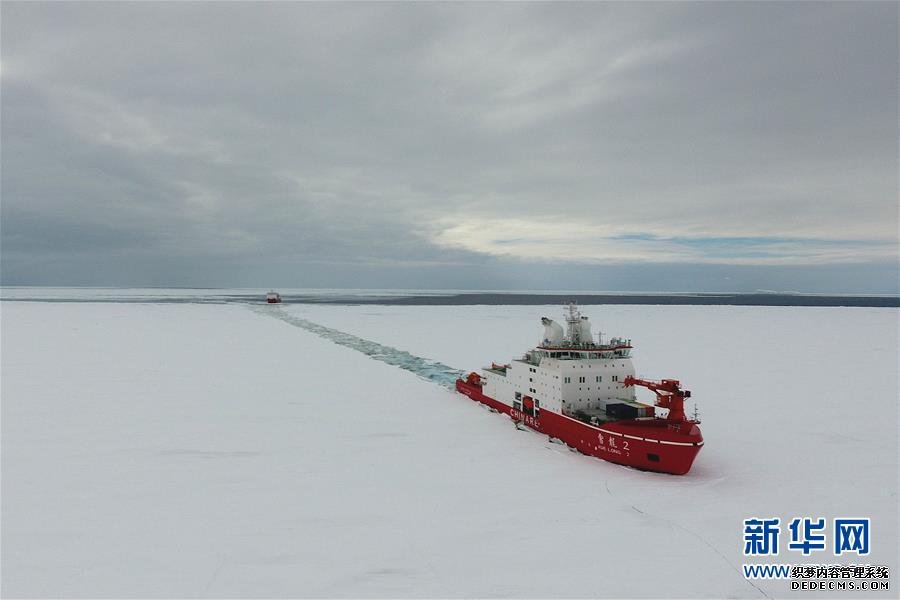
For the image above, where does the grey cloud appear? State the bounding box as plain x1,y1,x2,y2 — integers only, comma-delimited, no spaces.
1,2,897,292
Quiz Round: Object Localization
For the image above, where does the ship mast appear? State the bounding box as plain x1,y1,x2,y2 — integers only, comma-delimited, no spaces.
565,301,582,345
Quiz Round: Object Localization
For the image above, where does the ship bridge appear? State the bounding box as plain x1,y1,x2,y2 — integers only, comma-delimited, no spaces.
532,302,633,363
526,341,633,364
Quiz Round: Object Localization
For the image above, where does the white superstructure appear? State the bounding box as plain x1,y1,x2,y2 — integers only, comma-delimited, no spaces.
480,303,645,422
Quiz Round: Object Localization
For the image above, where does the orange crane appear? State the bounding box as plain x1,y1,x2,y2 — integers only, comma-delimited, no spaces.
622,376,692,422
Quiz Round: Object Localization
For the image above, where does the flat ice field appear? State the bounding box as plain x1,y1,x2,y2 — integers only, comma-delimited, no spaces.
2,300,897,598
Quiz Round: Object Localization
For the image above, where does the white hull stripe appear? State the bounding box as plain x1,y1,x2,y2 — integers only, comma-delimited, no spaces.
606,431,703,447
659,439,705,447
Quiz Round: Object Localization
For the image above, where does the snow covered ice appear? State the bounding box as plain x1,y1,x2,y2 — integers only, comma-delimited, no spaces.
1,298,897,598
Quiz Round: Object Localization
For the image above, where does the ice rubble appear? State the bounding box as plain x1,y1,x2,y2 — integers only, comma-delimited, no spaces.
254,305,465,389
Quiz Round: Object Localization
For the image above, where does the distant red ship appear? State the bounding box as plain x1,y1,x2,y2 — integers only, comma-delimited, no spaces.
266,291,282,304
456,303,704,475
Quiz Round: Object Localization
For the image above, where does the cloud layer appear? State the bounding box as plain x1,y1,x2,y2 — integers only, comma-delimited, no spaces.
2,2,897,291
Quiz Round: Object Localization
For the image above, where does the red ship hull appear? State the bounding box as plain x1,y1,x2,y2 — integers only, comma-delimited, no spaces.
456,378,703,475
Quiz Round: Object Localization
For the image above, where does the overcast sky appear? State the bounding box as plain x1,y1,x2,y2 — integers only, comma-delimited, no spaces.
2,2,897,292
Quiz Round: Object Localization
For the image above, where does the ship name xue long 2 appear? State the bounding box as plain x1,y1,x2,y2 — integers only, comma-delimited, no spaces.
455,303,704,475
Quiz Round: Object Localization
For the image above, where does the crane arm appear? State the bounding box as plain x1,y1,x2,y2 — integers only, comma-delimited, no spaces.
622,376,692,422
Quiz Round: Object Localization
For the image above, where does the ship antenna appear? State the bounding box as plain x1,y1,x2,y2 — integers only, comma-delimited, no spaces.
566,301,582,345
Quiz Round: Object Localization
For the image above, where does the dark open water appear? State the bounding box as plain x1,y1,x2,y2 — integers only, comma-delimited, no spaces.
1,288,897,307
